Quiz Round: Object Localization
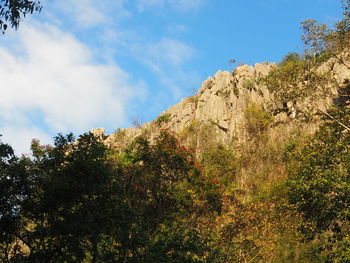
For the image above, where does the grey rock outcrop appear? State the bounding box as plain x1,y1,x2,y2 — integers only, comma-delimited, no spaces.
101,58,349,152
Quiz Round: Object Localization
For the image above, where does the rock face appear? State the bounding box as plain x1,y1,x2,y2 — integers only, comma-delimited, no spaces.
159,64,275,145
100,59,350,151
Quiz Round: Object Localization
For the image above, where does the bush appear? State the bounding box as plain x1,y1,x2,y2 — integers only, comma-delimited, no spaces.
201,144,236,185
242,79,256,91
155,113,172,125
244,103,274,136
279,52,302,67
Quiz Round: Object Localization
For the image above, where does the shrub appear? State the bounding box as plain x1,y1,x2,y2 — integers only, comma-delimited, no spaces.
279,52,302,67
201,144,236,185
242,79,256,91
244,103,274,136
155,113,172,125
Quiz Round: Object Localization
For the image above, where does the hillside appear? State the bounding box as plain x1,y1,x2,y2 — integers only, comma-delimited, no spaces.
95,55,350,153
88,53,350,261
1,2,350,262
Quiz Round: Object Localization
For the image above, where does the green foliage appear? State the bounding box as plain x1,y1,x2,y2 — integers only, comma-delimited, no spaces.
263,58,306,105
0,131,222,262
262,2,348,117
21,133,131,262
343,0,350,17
230,80,239,97
286,106,350,261
301,4,350,66
279,52,302,67
244,103,274,136
119,133,218,262
0,0,42,33
201,144,236,185
242,79,256,91
179,120,218,155
1,2,349,262
335,235,350,263
262,56,333,115
0,137,32,261
301,19,331,57
156,113,172,125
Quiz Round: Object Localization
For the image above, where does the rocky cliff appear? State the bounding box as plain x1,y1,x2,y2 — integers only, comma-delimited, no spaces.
93,57,350,153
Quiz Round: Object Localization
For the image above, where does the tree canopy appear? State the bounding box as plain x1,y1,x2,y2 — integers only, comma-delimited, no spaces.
0,132,222,262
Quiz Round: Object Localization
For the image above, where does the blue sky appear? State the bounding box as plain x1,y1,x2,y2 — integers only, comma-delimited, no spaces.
0,0,343,153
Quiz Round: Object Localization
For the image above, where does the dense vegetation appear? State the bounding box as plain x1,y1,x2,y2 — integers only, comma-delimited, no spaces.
0,132,222,262
1,0,350,262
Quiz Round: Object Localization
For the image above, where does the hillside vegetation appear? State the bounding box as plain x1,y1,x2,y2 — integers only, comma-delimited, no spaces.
1,1,350,262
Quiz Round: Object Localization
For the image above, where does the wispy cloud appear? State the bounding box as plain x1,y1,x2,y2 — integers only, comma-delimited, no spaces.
137,0,165,12
0,0,201,153
45,0,130,29
132,37,199,111
0,22,142,153
166,24,188,34
168,0,206,12
140,38,194,71
136,0,206,12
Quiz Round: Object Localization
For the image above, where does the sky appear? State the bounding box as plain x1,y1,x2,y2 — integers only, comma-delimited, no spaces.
0,0,344,154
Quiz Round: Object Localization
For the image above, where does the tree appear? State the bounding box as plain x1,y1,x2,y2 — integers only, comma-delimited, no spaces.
342,0,350,22
23,133,136,262
117,131,222,262
0,0,42,33
301,0,350,68
262,0,349,119
0,137,33,262
0,131,222,262
286,106,350,262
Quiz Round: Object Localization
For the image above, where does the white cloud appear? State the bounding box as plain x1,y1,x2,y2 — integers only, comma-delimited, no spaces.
134,37,195,96
140,38,194,71
0,0,202,154
0,22,142,153
45,0,130,29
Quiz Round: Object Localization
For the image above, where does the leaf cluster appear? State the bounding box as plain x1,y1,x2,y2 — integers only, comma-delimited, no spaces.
155,113,172,126
0,0,42,33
